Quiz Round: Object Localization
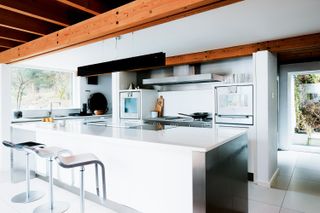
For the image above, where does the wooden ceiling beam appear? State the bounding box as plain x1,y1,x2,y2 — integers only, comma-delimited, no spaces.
166,33,320,66
0,0,242,63
57,0,133,15
0,47,9,52
0,26,39,43
57,0,107,15
0,0,72,27
0,38,21,48
278,47,320,64
0,8,62,36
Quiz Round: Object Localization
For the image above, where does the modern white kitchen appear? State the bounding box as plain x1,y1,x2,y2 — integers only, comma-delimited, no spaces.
0,0,320,213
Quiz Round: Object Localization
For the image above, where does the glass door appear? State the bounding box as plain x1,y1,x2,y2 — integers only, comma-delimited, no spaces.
291,73,320,147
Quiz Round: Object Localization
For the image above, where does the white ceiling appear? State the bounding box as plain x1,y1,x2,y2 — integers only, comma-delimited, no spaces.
17,0,320,70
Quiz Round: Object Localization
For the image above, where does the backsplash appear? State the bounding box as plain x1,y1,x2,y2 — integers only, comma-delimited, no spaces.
158,90,213,116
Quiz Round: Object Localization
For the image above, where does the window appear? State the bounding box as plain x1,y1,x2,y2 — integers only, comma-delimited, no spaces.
11,66,74,110
294,73,320,135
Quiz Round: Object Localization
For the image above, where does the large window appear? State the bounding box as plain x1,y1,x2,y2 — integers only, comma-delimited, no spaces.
291,73,320,146
11,67,74,110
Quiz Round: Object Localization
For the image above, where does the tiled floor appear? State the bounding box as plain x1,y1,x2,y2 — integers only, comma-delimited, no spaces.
250,150,320,213
1,150,320,213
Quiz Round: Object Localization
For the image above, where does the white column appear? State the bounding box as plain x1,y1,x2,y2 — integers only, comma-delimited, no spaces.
254,51,278,186
0,64,12,171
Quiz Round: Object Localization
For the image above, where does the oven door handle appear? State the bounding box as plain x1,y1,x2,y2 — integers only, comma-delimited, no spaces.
216,114,252,118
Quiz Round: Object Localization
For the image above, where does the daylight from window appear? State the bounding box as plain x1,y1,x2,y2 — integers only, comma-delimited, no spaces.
11,67,73,110
294,73,320,145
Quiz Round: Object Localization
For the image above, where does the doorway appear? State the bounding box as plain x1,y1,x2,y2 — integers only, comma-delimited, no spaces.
287,71,320,151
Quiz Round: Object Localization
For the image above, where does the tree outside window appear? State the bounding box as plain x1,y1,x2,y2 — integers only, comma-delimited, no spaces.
11,67,73,110
294,73,320,144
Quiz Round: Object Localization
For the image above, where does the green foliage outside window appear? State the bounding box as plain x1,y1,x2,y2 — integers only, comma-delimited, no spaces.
294,74,320,135
11,67,73,110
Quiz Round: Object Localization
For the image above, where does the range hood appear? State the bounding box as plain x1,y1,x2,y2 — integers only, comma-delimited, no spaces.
143,73,224,85
77,52,166,77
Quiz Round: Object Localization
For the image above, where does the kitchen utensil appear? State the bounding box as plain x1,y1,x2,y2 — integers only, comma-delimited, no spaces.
151,111,158,118
178,112,209,120
94,110,105,115
155,96,164,117
87,93,108,113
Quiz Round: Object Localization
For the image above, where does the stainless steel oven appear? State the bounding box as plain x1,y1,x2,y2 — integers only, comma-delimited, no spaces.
214,84,254,125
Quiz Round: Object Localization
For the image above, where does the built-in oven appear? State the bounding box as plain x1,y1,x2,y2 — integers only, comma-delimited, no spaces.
119,89,157,120
214,84,254,125
120,91,141,119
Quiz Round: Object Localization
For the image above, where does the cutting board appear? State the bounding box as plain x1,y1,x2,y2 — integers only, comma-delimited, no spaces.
155,96,164,117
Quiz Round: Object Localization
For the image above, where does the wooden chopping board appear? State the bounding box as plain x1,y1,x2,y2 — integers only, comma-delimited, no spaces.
155,96,164,117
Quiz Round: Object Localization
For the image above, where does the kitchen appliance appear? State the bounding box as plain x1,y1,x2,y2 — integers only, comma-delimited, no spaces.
144,116,212,128
84,119,174,131
119,89,157,120
77,52,166,76
143,73,224,85
143,64,224,85
214,84,254,125
178,112,209,120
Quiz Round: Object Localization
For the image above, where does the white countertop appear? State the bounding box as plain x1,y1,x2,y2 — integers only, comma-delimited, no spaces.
11,114,111,123
11,119,247,152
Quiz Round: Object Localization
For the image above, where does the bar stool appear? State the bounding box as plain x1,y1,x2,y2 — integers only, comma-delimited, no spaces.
2,140,45,203
25,146,71,213
55,153,106,213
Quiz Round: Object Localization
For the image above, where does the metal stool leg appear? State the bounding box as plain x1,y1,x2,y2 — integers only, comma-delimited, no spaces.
33,158,69,213
11,152,44,203
80,166,85,213
95,163,100,197
99,162,107,201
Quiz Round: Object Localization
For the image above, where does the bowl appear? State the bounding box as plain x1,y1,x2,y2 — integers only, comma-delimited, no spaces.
94,110,105,115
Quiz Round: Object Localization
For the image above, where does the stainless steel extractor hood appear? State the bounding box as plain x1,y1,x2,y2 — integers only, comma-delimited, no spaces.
77,52,166,76
143,73,224,85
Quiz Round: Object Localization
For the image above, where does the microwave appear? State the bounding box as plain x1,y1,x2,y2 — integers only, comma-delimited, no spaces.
119,89,157,120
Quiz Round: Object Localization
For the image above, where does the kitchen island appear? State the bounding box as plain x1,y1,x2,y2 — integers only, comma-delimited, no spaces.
11,119,248,213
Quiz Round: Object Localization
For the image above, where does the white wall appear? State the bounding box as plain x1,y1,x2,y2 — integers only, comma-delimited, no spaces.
0,64,12,171
201,56,252,75
255,51,278,186
158,90,214,116
279,62,320,149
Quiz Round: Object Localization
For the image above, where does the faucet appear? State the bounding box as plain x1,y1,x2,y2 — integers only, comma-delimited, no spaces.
48,101,61,117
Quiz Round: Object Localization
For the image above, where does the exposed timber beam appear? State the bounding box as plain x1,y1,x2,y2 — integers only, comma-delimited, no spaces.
0,38,21,48
57,0,107,15
0,8,62,36
0,0,242,63
0,0,73,27
0,26,39,43
166,33,320,66
0,47,8,52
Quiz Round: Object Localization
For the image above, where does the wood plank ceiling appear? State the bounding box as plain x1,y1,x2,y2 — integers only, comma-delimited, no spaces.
0,0,133,52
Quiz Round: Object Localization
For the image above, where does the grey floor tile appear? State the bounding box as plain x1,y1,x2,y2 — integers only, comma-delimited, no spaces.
282,190,320,213
292,167,320,183
288,178,320,196
272,175,291,190
249,182,286,206
280,207,304,213
249,200,280,213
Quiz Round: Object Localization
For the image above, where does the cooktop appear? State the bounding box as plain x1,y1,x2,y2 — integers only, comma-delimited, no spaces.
129,124,176,131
